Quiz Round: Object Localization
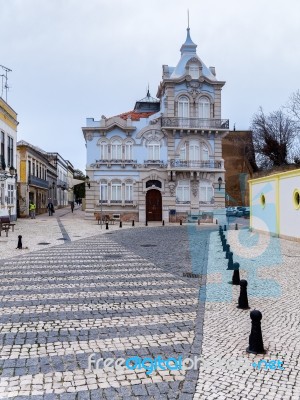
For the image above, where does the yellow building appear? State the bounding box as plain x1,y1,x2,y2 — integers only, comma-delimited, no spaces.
0,97,18,220
249,168,300,240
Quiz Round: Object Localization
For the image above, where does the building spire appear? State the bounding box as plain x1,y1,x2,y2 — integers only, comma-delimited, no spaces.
180,15,197,55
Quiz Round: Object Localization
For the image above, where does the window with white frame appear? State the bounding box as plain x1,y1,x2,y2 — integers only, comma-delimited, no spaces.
189,63,199,79
199,97,210,119
148,141,160,160
200,181,214,203
111,181,122,201
111,139,122,160
125,183,133,201
176,180,190,202
125,142,133,160
100,141,108,160
7,184,14,205
189,140,200,161
178,96,189,118
180,143,186,160
202,144,209,161
100,181,108,202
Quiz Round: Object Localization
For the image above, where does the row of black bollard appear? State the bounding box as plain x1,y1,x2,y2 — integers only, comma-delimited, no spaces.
218,225,265,354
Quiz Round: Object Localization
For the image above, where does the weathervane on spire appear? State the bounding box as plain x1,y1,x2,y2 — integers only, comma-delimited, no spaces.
187,9,190,29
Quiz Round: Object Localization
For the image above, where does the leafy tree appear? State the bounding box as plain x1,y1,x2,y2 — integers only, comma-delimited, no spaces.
251,107,297,168
73,169,86,200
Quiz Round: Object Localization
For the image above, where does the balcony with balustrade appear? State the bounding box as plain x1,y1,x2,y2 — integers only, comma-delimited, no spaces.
28,175,49,189
168,158,224,172
161,117,229,130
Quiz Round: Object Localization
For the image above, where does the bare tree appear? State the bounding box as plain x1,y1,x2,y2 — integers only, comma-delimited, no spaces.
286,89,300,124
251,107,297,168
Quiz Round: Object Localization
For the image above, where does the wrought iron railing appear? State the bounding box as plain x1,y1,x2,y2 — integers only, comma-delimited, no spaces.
161,117,229,129
169,159,223,169
28,175,49,189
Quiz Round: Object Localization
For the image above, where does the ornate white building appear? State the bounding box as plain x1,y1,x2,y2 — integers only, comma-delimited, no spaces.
83,27,229,222
0,97,18,220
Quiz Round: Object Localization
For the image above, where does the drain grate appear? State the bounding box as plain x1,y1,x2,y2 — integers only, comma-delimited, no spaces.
38,242,50,245
140,244,157,247
183,272,200,278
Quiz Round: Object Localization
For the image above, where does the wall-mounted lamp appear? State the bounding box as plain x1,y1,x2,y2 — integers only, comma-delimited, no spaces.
61,183,66,191
218,177,223,191
0,166,16,181
86,176,90,189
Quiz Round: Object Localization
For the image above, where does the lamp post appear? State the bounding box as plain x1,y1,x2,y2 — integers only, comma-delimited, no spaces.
61,183,66,207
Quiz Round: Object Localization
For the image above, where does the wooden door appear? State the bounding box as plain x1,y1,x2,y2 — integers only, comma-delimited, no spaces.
146,189,162,221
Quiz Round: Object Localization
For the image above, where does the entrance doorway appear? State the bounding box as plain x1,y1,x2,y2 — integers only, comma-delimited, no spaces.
146,189,162,221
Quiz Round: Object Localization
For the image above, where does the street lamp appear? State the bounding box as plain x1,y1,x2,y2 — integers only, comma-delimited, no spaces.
218,177,223,191
0,165,16,181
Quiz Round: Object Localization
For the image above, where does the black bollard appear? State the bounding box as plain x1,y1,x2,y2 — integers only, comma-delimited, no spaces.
225,244,230,258
229,262,240,285
119,221,122,228
145,220,148,226
16,235,22,249
227,252,234,269
132,220,135,227
237,279,250,309
235,223,238,230
216,219,218,225
222,239,227,251
198,219,200,225
162,220,165,226
224,225,227,231
246,310,265,354
180,219,182,226
106,222,109,230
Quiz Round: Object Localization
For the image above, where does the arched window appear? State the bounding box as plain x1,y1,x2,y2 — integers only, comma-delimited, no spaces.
189,140,200,162
176,180,190,202
100,141,108,160
202,144,209,161
111,180,122,202
111,139,122,160
125,141,133,160
199,97,210,119
178,96,189,118
200,181,214,203
189,63,199,79
100,180,108,203
148,140,160,160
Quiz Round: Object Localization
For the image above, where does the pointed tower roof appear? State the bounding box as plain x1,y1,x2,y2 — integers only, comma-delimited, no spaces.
170,26,217,81
180,27,197,55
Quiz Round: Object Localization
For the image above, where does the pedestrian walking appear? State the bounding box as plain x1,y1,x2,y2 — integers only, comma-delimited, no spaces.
47,200,55,216
29,201,36,219
71,201,74,213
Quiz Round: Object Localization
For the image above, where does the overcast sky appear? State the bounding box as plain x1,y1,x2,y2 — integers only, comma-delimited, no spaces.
1,0,300,172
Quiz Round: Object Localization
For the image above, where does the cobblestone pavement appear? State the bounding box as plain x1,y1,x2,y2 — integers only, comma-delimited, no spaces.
0,208,213,399
1,209,300,399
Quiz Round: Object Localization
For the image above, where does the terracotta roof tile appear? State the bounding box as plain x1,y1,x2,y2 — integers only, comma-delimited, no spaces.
115,110,156,121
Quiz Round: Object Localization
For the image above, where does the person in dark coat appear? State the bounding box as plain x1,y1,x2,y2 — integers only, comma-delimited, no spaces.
47,201,54,216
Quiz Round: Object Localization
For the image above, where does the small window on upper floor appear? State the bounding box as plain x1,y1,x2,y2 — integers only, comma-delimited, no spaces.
199,97,210,119
111,139,122,160
189,63,199,79
178,96,189,118
100,141,108,160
